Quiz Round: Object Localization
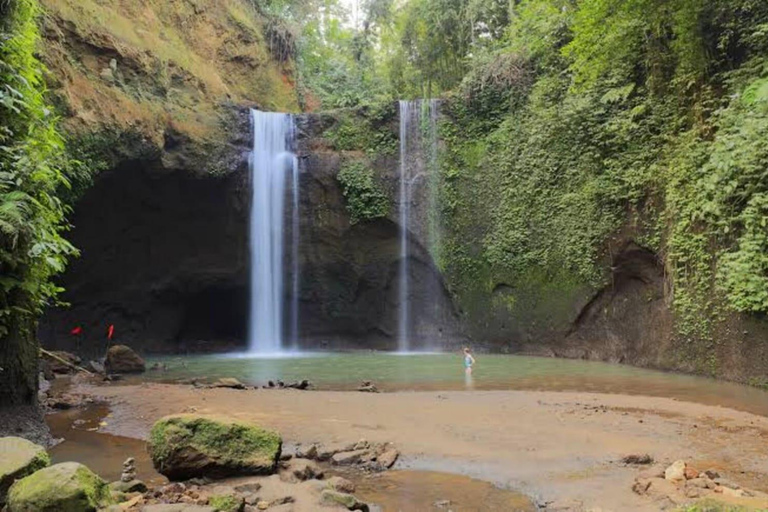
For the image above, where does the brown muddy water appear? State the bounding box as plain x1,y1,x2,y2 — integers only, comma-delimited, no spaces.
352,470,536,511
47,404,166,485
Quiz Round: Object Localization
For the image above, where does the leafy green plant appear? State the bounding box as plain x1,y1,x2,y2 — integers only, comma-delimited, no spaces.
0,0,77,339
337,160,390,224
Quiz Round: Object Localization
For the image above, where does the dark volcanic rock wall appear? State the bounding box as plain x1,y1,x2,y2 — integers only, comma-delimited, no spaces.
295,114,462,349
40,108,464,354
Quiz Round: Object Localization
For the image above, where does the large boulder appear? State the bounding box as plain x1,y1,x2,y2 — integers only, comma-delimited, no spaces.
147,415,282,480
105,345,146,374
6,462,113,512
0,437,50,505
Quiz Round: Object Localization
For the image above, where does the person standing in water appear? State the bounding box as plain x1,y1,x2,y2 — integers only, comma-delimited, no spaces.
463,347,476,374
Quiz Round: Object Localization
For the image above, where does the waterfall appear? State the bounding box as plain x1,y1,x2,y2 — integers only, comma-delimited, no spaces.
289,154,300,350
398,99,440,352
248,109,299,354
398,101,413,352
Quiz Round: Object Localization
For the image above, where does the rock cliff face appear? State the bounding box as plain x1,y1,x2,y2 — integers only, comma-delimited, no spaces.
40,109,464,354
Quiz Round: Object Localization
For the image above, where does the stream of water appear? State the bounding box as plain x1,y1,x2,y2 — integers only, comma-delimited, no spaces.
248,110,299,354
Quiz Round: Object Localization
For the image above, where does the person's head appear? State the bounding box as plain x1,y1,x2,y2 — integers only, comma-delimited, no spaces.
463,347,471,354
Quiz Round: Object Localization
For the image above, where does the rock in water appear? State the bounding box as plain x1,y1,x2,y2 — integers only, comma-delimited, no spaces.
105,345,146,374
6,462,113,512
0,437,50,505
209,378,247,389
357,381,379,393
326,476,356,493
147,415,282,480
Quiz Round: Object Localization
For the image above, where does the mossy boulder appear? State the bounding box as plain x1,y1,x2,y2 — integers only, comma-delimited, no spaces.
147,415,282,480
0,437,50,505
6,462,113,512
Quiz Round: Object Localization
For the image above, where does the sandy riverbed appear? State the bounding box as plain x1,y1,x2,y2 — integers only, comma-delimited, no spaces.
79,383,768,511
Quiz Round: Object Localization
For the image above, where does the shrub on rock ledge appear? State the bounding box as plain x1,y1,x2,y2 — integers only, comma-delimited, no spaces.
147,415,282,481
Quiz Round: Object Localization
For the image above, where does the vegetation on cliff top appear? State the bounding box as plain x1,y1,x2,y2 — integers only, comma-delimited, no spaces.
291,0,768,374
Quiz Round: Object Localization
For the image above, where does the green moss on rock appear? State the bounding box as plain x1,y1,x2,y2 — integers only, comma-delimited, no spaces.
6,462,112,512
147,415,282,481
0,437,50,505
209,494,244,512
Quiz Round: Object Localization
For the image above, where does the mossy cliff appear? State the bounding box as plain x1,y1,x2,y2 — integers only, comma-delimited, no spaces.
40,0,299,174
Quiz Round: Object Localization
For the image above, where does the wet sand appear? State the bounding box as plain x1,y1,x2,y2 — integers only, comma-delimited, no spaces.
81,383,768,511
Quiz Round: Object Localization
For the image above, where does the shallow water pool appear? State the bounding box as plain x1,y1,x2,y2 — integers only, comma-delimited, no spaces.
137,352,768,416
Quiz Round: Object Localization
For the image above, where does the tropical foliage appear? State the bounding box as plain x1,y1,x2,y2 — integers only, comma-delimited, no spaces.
0,0,76,342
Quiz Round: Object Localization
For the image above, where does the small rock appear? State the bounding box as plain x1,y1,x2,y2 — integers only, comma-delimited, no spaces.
320,489,368,511
686,478,710,489
315,442,356,461
210,378,247,390
637,464,665,479
664,460,687,482
326,476,356,493
717,486,745,497
353,439,369,451
375,448,399,469
683,466,699,480
434,499,452,509
621,454,653,465
703,469,721,480
295,444,317,459
357,381,379,393
109,478,147,493
281,458,322,482
685,486,703,499
286,379,312,390
331,450,368,466
257,501,270,510
546,498,584,511
714,477,741,490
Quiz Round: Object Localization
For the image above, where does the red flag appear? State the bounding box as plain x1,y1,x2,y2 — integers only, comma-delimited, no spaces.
107,324,115,340
70,326,82,335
